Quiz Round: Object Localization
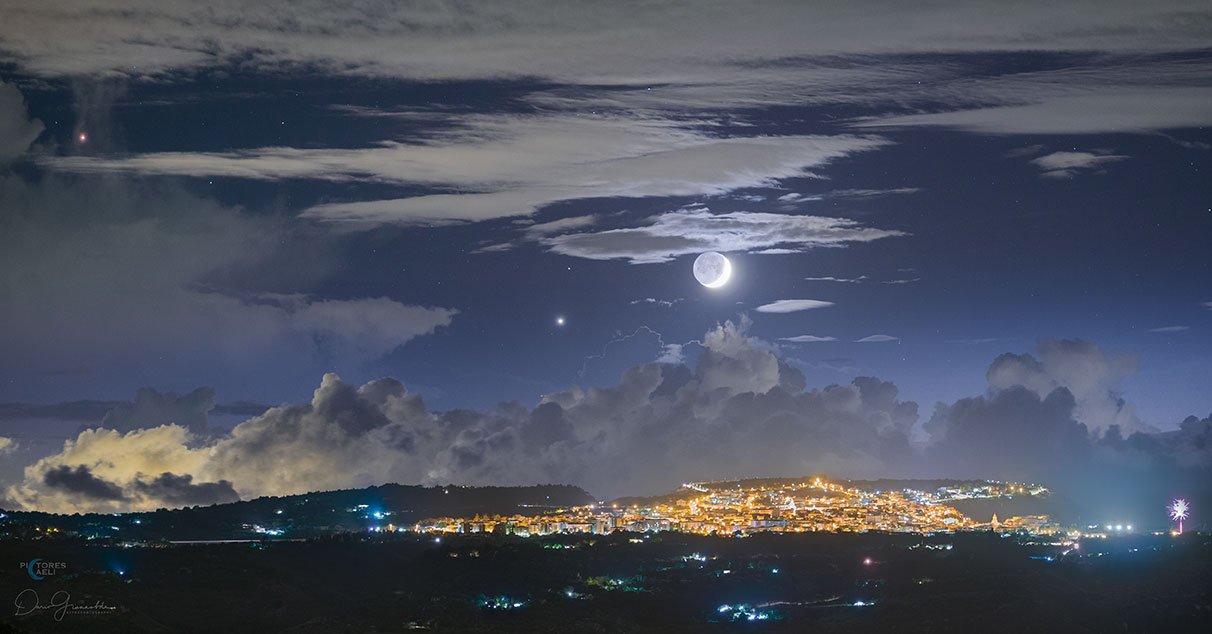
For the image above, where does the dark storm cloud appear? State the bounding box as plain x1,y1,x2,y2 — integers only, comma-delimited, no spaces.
985,338,1146,434
0,174,458,378
213,401,275,417
132,473,239,507
43,465,126,501
97,387,216,435
0,81,43,164
924,386,1092,479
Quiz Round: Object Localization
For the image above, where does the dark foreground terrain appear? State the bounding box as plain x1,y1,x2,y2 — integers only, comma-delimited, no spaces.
2,531,1209,633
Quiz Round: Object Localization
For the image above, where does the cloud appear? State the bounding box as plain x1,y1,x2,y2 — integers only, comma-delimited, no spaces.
2,1,1208,82
2,1,1207,181
630,298,683,308
1147,326,1189,333
856,334,899,342
0,81,44,165
855,87,1212,134
5,322,1210,521
1030,150,1129,179
289,296,458,359
131,472,239,507
546,209,906,264
755,300,836,314
924,386,1091,479
0,393,270,428
96,387,216,435
524,215,598,236
985,338,1147,434
3,319,914,510
806,276,867,283
804,274,918,285
779,335,838,342
0,400,123,423
43,465,126,502
828,187,921,197
44,123,890,225
776,193,821,204
0,174,457,378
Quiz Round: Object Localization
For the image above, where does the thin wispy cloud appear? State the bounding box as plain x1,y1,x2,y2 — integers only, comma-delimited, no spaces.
755,300,836,314
630,298,683,308
752,248,802,255
46,120,890,225
856,334,899,342
779,335,838,342
805,275,919,284
806,276,867,283
854,86,1212,135
828,187,921,197
1148,326,1189,333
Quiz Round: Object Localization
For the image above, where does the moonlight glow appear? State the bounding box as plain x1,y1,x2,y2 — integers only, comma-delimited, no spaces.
693,252,732,288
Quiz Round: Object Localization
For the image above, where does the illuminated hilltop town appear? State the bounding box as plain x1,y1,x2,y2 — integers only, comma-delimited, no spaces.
411,478,1057,537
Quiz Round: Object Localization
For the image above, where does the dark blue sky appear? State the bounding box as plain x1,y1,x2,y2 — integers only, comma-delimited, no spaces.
0,1,1209,513
4,70,1208,422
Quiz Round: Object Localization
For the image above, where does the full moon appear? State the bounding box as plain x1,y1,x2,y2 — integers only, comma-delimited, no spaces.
693,252,732,288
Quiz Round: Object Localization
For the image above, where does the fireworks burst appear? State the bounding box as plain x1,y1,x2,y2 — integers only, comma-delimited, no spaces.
1169,499,1189,533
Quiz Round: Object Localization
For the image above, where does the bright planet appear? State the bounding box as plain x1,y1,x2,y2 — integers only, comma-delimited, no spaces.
693,252,732,288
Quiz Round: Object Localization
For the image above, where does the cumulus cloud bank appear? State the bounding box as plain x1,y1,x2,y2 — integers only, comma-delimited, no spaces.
5,324,1208,521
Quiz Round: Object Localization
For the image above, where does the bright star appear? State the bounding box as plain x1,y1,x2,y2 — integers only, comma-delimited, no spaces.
555,316,566,326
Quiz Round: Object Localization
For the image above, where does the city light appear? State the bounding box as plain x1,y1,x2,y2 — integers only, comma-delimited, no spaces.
409,478,1051,538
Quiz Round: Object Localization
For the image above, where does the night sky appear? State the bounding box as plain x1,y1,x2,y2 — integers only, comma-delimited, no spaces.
0,1,1209,519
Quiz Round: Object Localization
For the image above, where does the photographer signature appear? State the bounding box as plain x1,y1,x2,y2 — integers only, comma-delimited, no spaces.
14,589,116,621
